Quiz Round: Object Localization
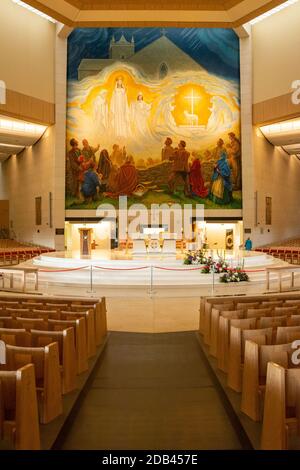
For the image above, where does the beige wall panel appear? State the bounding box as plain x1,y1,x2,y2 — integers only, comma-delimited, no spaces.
252,127,300,246
0,0,55,103
252,1,300,104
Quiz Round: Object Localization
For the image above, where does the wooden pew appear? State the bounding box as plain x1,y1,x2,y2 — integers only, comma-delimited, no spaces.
0,364,40,449
0,328,31,347
200,294,300,338
285,300,300,306
14,317,47,331
48,318,88,374
0,302,19,309
70,302,106,346
1,314,89,377
4,343,62,424
217,317,256,372
236,302,261,311
210,309,244,358
246,308,273,319
261,363,300,450
274,306,299,316
227,327,273,392
259,316,287,329
204,303,235,346
60,310,96,358
276,326,300,345
261,301,284,308
31,328,77,394
241,341,292,421
289,315,300,326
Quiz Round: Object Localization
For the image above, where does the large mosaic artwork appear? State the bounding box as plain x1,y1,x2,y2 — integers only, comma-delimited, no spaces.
66,28,241,209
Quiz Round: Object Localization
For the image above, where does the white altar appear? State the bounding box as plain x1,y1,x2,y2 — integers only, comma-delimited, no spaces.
132,238,177,257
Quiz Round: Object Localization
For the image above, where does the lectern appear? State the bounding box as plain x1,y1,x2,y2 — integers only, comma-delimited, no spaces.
79,228,93,257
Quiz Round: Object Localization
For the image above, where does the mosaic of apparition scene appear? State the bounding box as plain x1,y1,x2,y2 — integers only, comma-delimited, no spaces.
66,27,242,210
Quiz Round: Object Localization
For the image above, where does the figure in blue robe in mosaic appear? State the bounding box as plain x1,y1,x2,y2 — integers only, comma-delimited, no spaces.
210,139,233,205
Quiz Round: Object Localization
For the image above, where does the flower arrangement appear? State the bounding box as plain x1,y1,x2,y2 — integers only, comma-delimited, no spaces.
220,268,250,283
183,249,207,266
202,258,229,274
183,252,250,283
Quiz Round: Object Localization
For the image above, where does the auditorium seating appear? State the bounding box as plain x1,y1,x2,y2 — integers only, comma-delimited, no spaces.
0,293,107,450
0,242,55,266
198,293,300,449
256,241,300,265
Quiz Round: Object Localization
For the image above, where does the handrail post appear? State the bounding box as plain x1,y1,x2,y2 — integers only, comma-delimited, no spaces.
87,264,95,295
149,265,154,297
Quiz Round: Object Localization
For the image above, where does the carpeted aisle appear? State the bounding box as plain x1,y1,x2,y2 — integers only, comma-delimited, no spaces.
58,332,244,450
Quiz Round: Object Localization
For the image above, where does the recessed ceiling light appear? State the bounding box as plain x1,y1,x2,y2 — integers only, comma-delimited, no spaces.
12,0,56,23
0,117,46,135
250,0,298,25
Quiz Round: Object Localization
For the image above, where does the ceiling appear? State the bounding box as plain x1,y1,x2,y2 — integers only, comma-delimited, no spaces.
260,118,300,158
0,115,47,163
21,0,289,27
65,1,243,9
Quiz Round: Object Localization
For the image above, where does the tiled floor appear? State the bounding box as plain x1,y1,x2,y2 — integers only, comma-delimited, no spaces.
60,332,243,450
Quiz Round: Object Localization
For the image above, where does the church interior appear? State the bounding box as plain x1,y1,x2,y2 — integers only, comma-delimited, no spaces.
1,0,300,457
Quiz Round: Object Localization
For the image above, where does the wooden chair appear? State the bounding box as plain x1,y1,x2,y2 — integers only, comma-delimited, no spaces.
261,363,300,450
5,343,62,424
31,328,77,394
241,341,291,421
292,251,300,265
277,249,286,261
217,317,256,372
227,327,273,392
48,318,88,374
0,365,40,449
